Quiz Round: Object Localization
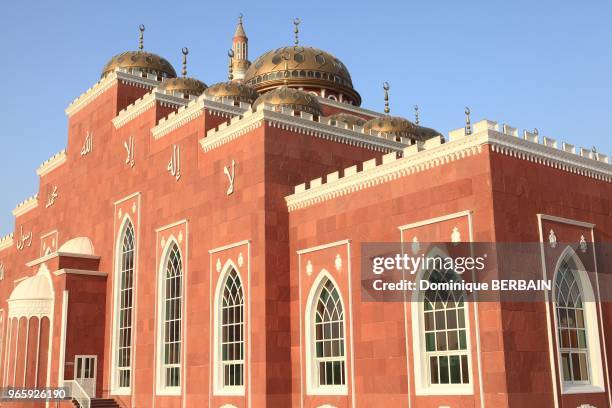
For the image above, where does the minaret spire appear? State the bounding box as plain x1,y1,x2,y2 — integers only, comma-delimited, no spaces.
383,82,390,115
231,14,250,80
181,47,189,77
138,24,145,50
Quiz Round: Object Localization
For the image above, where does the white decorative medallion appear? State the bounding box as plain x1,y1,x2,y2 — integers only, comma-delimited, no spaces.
549,229,557,248
579,235,587,253
237,252,244,268
216,258,222,273
411,236,420,255
451,227,461,243
306,260,313,276
124,135,135,167
132,203,136,214
167,144,181,180
223,159,236,195
334,254,342,271
80,131,93,156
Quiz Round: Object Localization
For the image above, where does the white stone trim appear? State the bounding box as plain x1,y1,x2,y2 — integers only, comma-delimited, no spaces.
65,70,160,117
0,234,14,252
58,290,68,386
537,214,595,229
287,126,612,211
36,150,67,176
112,91,188,129
12,194,38,217
52,269,107,277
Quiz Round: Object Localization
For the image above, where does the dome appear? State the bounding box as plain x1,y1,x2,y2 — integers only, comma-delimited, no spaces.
158,77,207,98
9,266,53,302
205,81,259,104
327,113,367,128
244,46,361,105
363,116,420,142
101,50,177,79
252,85,322,116
58,237,95,255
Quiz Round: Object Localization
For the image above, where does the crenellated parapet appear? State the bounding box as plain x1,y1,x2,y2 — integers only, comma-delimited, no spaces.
36,149,67,177
112,89,190,129
0,233,14,251
12,194,39,217
201,103,408,153
65,69,161,117
286,119,612,211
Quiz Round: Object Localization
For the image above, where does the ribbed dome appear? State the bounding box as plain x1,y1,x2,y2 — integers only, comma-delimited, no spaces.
101,50,177,79
244,46,361,105
363,116,419,142
327,113,367,128
252,86,322,116
158,77,207,98
205,81,259,104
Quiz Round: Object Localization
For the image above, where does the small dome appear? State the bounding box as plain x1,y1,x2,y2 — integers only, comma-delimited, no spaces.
101,50,177,79
244,46,361,105
205,81,259,104
58,237,95,255
414,125,444,140
9,265,53,302
252,86,322,116
363,116,419,142
327,113,367,128
158,77,207,98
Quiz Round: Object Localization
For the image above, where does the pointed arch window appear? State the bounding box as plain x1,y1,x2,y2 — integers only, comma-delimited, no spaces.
555,257,590,383
312,277,346,389
159,243,183,391
219,268,244,389
113,221,135,391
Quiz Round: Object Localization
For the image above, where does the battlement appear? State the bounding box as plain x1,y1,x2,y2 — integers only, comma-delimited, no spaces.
152,94,250,140
286,119,612,211
12,194,39,217
66,69,161,117
36,149,67,177
113,89,189,129
201,103,408,153
0,233,13,252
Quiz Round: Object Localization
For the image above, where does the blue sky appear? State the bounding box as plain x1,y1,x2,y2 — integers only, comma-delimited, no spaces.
1,0,611,235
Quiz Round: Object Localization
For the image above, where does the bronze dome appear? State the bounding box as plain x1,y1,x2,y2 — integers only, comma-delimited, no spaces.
327,113,367,128
101,50,177,79
252,85,322,116
158,77,207,98
244,46,361,106
204,81,259,104
363,116,419,142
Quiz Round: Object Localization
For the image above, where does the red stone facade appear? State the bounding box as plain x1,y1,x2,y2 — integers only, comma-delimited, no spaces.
0,58,611,408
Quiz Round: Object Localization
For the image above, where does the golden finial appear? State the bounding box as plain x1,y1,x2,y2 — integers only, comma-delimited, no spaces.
228,49,234,81
138,24,145,50
293,18,301,46
181,47,189,77
383,82,390,115
239,13,243,25
414,105,420,125
283,51,291,85
465,107,472,135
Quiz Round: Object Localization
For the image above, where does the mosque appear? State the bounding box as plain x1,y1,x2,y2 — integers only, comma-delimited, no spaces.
0,16,610,408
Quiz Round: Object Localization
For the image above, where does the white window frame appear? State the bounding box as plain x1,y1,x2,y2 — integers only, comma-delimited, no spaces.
155,239,183,396
411,249,474,396
552,246,604,395
213,261,245,396
110,217,135,395
305,270,348,396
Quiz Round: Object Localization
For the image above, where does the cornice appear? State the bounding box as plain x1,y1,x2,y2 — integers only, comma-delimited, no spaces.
0,233,14,251
152,95,248,140
12,194,39,217
65,70,161,117
112,90,187,129
286,125,612,211
200,104,406,153
36,149,67,176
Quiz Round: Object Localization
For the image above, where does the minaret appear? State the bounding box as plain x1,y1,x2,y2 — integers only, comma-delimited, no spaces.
231,14,250,81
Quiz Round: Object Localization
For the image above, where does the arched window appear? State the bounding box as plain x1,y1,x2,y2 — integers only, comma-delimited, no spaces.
555,256,590,383
114,221,135,390
219,268,244,389
159,243,182,391
421,268,470,387
311,277,346,390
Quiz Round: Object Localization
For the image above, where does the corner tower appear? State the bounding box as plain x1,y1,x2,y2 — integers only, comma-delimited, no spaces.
231,14,250,80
